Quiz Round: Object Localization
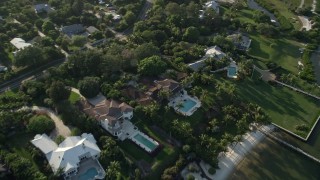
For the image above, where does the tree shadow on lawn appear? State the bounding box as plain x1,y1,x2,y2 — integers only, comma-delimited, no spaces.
231,138,320,180
249,38,270,60
236,80,306,121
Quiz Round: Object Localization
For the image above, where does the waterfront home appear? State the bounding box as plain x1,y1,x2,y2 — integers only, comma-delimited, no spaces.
61,24,86,37
31,133,105,180
79,94,133,137
34,4,54,14
145,79,183,101
227,33,252,51
10,38,32,56
205,1,220,14
188,46,227,71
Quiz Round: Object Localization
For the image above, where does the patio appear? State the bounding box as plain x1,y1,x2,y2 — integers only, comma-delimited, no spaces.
168,90,201,116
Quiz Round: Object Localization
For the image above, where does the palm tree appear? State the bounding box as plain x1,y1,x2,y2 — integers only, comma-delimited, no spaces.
200,89,215,110
207,118,219,133
106,161,121,179
199,134,209,146
233,135,242,146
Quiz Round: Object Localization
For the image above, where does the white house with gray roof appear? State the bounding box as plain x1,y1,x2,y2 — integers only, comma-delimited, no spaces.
188,46,227,71
205,1,219,14
31,133,105,179
61,24,86,37
10,38,32,50
34,4,54,14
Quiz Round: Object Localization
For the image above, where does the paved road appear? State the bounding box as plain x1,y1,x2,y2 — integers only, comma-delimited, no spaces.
121,0,153,35
299,0,305,8
312,0,317,13
0,58,65,93
0,1,154,93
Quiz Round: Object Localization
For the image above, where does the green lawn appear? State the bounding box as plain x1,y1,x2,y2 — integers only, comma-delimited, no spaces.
256,0,302,29
118,123,179,179
217,75,320,138
236,8,257,24
229,137,320,180
68,91,81,104
248,34,303,74
317,0,320,13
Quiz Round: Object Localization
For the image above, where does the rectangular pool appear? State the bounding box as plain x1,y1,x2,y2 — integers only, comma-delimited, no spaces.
133,133,158,152
228,67,237,78
179,98,197,113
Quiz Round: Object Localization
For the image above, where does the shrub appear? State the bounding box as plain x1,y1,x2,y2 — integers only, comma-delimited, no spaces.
186,174,195,180
208,167,216,175
55,135,65,144
295,124,309,132
28,115,55,134
188,164,198,172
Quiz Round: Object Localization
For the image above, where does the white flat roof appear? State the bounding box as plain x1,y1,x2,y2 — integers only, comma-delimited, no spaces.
10,38,31,50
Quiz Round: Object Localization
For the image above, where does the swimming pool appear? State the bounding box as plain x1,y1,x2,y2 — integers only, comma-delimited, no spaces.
228,66,237,78
132,133,158,152
179,98,197,113
79,167,98,180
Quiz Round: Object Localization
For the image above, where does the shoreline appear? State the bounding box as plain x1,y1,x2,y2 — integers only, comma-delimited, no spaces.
210,125,274,180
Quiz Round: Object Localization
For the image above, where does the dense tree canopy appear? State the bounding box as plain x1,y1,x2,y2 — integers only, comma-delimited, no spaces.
137,55,167,76
134,42,160,61
46,81,70,103
78,76,100,98
27,115,55,134
13,46,44,67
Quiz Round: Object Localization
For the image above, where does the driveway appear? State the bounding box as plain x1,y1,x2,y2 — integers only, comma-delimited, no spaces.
24,106,72,138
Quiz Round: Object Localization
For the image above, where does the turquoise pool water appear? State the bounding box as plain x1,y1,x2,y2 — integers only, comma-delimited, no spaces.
133,133,158,151
179,98,197,113
228,67,237,77
79,167,98,180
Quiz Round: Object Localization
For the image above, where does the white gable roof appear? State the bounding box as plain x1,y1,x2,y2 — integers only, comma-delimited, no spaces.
10,38,32,50
188,46,226,71
205,1,219,13
205,46,226,60
51,133,100,173
31,134,58,154
32,133,101,174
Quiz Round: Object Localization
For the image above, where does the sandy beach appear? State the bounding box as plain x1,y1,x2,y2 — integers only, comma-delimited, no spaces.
201,125,274,180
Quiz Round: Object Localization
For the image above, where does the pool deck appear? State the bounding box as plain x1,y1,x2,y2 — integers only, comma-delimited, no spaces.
70,158,105,180
168,90,201,116
109,119,159,153
129,131,159,153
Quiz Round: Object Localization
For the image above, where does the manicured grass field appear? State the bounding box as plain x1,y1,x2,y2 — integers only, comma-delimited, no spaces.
317,0,320,13
68,91,81,104
229,137,320,180
256,0,302,29
218,75,320,138
248,34,303,74
235,8,257,25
